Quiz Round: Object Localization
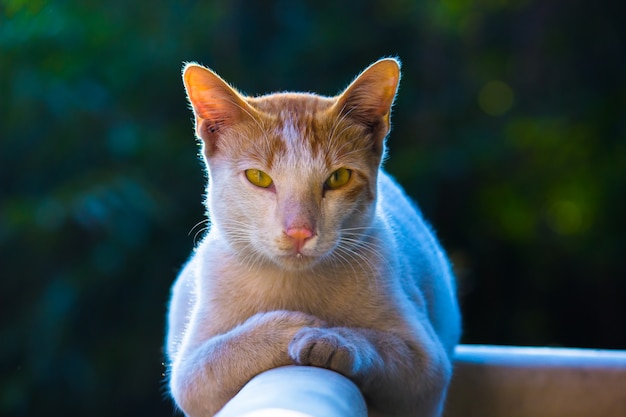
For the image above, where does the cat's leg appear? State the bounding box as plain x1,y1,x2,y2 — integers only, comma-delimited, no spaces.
170,310,324,417
289,325,451,417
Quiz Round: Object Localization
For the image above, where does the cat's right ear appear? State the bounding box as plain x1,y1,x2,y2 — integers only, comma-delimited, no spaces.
182,63,256,156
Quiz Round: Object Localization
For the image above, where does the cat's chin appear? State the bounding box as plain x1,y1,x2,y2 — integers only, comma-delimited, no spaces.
275,254,321,271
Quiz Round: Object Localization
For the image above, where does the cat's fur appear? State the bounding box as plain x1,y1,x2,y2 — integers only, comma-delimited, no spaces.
166,58,461,417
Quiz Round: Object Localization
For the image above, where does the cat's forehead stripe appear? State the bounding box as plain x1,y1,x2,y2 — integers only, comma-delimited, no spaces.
280,113,301,151
275,110,331,171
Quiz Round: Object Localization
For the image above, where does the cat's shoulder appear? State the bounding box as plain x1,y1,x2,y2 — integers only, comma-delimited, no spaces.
377,170,422,216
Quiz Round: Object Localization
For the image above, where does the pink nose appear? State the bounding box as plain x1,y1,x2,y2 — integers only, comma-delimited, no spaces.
285,226,314,251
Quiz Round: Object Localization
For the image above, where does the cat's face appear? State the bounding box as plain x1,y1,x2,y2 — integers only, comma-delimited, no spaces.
207,96,381,271
183,59,400,271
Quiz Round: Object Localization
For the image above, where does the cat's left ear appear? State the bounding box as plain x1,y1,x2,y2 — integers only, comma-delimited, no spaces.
333,58,401,154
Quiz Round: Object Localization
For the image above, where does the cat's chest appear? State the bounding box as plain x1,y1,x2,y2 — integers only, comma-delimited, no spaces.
211,263,398,328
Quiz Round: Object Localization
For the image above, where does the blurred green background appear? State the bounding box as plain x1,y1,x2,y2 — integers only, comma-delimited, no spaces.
1,0,624,415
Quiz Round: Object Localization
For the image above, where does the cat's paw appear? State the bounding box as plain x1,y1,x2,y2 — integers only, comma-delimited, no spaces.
288,328,359,377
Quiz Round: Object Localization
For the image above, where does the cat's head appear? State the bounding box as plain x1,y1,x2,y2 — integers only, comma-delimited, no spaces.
183,58,400,271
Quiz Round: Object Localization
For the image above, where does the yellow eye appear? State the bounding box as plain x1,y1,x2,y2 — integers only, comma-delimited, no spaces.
325,168,352,190
245,169,273,188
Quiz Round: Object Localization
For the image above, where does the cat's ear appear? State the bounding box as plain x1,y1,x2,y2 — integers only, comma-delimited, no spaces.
333,58,401,153
182,63,256,156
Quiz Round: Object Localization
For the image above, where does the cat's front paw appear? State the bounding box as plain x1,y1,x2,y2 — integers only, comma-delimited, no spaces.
288,328,359,377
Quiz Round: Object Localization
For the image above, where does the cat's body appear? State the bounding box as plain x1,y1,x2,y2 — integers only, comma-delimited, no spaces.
166,58,461,417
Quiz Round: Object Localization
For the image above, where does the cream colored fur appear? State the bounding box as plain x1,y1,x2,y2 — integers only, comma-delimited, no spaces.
166,58,461,417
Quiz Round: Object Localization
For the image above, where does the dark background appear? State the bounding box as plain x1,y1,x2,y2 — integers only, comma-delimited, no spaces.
1,0,624,415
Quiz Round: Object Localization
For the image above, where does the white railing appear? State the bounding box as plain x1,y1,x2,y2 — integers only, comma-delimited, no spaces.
216,345,626,417
216,366,367,417
446,345,626,417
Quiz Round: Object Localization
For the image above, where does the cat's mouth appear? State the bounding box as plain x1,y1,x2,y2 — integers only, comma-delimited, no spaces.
277,251,321,271
271,233,335,270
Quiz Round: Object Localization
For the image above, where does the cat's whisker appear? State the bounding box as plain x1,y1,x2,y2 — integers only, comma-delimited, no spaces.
323,250,359,288
326,107,360,158
335,239,378,266
339,226,376,234
332,143,368,160
335,231,394,290
332,244,378,290
193,227,210,244
340,236,393,272
328,246,360,277
330,123,356,147
217,219,271,272
188,219,210,236
189,219,212,244
240,249,265,272
327,106,355,146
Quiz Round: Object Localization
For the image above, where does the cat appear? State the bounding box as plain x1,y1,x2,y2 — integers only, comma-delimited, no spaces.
165,58,461,417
